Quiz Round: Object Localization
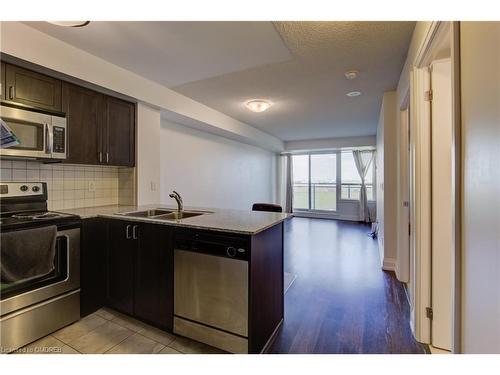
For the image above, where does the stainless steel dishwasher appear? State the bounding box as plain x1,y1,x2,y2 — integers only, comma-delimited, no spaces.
174,231,249,354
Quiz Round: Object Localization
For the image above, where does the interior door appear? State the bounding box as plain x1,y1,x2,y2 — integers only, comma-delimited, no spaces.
430,58,453,351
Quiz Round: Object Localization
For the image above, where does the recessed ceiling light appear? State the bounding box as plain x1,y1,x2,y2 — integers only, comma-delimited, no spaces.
346,91,362,97
245,99,273,113
47,21,90,27
344,70,359,80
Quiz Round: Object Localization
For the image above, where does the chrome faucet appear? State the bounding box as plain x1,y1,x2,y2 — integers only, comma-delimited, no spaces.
169,190,183,212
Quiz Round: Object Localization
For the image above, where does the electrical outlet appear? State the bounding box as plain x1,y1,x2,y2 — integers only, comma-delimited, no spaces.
88,181,96,192
150,181,157,191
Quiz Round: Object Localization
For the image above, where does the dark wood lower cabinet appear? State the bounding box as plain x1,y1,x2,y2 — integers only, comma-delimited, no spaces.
107,220,135,315
80,218,108,317
104,220,174,329
134,224,173,330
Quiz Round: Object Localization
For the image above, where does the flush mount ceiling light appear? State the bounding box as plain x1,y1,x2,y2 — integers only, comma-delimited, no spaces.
346,91,362,97
344,70,359,80
245,99,273,113
47,21,90,27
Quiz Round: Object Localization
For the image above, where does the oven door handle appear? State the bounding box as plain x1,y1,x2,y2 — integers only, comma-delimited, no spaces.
45,123,53,155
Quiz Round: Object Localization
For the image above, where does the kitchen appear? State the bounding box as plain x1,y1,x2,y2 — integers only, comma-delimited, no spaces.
0,20,423,356
1,3,499,374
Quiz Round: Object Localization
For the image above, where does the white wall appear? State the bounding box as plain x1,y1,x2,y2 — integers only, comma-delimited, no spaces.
376,91,398,271
460,22,500,354
160,119,277,211
136,103,161,205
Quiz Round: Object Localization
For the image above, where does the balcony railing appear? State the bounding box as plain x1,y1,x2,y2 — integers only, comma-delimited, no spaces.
293,182,374,211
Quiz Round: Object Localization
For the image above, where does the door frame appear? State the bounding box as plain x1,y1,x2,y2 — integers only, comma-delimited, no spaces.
409,21,462,353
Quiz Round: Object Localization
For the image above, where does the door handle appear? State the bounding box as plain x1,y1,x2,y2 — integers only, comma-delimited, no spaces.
132,225,138,240
126,225,132,239
45,124,53,154
8,86,14,100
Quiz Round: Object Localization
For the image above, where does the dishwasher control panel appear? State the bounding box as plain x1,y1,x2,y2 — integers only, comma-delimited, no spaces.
175,231,249,261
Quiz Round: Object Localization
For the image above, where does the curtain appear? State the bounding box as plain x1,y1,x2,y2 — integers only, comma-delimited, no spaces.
352,150,374,222
284,154,293,213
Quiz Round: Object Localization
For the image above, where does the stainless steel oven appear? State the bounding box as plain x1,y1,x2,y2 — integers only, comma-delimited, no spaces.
0,104,67,160
0,225,80,352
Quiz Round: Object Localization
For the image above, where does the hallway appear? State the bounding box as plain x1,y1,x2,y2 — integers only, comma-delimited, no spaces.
269,217,427,354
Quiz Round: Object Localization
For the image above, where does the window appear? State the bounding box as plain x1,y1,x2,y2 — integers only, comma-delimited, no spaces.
292,155,309,210
340,152,374,201
292,154,337,211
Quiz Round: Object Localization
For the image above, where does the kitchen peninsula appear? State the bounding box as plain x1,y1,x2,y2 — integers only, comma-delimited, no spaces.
60,204,291,354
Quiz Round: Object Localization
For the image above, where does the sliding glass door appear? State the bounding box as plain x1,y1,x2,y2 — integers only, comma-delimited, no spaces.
292,153,337,211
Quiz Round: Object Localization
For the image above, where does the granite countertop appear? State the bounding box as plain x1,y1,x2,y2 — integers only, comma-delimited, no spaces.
59,204,292,235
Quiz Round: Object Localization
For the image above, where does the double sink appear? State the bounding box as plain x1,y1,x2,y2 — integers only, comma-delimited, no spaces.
119,208,211,221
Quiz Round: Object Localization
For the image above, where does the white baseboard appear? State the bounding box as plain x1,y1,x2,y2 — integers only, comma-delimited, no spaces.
382,257,397,271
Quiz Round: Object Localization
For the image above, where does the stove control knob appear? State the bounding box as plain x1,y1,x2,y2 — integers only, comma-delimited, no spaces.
20,185,28,192
226,247,237,257
32,186,40,192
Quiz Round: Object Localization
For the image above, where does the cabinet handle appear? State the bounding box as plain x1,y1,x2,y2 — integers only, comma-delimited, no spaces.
8,86,14,100
99,152,103,163
132,225,138,240
106,152,109,163
126,225,132,239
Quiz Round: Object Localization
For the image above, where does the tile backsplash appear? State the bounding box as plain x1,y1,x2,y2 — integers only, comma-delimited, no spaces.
0,160,135,210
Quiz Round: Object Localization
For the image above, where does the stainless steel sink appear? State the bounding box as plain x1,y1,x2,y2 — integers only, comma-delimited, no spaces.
120,209,211,220
155,211,208,220
121,209,173,217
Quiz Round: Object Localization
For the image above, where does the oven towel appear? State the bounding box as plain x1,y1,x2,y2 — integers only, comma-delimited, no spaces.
1,225,57,283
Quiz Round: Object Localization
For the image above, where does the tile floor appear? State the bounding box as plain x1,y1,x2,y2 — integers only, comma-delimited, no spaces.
14,308,225,354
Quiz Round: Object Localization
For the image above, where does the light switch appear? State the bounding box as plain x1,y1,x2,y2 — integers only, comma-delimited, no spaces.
150,181,157,191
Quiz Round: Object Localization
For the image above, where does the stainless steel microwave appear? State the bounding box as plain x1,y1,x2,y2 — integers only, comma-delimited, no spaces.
0,104,67,160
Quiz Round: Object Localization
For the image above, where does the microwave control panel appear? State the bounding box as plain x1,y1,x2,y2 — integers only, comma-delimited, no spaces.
53,126,66,153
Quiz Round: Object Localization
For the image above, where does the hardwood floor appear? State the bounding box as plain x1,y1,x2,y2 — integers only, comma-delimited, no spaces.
268,217,428,354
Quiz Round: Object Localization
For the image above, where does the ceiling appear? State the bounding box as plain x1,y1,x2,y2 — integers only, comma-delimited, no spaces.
26,21,415,141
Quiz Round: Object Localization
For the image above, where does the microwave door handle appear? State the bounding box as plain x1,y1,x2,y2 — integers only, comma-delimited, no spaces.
45,123,53,155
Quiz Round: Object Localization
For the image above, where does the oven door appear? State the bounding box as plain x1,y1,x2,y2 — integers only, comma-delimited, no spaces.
0,105,50,159
0,227,80,316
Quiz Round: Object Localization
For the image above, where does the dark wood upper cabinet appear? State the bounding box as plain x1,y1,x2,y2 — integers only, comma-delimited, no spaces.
107,220,136,315
62,83,104,165
1,61,5,100
5,64,62,112
134,224,173,330
105,96,135,167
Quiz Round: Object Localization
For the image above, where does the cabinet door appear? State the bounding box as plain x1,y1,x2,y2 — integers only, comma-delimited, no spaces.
134,224,173,330
105,96,135,167
5,64,62,112
107,220,136,315
1,61,5,100
62,83,105,165
81,218,108,317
